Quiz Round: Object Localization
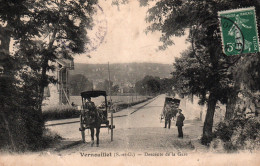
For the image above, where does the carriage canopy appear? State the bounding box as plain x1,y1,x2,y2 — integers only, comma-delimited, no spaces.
81,90,107,99
165,97,180,107
80,90,108,111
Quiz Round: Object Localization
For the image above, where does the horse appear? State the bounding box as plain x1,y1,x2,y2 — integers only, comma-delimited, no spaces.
84,108,105,147
163,104,179,129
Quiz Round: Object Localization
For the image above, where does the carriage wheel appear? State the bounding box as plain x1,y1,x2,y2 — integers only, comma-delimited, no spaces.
80,115,85,143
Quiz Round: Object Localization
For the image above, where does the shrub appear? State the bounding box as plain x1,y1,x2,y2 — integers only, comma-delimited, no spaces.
171,140,195,150
213,116,260,152
0,108,45,152
39,128,62,149
43,105,80,121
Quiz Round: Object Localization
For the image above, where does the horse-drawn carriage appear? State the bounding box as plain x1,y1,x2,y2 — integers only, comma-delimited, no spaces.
79,90,115,146
160,96,181,124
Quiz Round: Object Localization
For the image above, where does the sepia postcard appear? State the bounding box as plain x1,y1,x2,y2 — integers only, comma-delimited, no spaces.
0,0,260,166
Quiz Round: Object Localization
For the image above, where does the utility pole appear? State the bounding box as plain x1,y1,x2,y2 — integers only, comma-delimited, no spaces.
108,62,113,141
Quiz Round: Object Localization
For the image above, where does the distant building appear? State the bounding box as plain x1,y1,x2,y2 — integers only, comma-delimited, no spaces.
42,58,74,107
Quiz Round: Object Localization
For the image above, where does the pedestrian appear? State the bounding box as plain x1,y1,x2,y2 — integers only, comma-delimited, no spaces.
164,104,173,129
176,109,185,138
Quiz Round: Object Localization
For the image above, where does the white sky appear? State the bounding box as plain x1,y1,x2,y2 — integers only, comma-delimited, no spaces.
74,0,189,64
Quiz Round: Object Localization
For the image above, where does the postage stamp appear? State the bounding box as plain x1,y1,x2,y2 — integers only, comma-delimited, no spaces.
218,7,260,56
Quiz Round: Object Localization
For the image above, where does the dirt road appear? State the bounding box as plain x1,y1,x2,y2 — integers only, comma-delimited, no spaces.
47,95,205,155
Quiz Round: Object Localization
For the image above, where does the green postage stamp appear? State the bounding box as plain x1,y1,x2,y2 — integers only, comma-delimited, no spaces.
218,7,260,56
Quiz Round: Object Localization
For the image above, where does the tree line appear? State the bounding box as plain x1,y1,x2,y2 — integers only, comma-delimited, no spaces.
69,74,174,96
69,74,120,95
135,75,174,96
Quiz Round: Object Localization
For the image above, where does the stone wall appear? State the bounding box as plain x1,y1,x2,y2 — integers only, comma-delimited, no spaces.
42,83,60,109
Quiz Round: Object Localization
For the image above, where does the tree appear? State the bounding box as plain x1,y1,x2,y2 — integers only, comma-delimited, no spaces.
0,0,42,150
112,84,120,94
135,75,161,95
231,53,260,117
96,82,104,91
0,24,20,150
69,74,93,95
146,77,161,95
135,80,146,95
0,0,98,150
160,78,174,94
139,0,260,144
17,0,97,108
103,79,113,93
95,79,113,94
172,47,235,143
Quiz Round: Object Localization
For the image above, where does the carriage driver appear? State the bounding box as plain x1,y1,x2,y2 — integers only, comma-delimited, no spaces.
85,97,96,111
85,97,107,124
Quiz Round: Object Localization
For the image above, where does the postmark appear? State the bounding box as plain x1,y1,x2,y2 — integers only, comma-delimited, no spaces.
52,4,107,58
218,7,260,56
85,4,108,54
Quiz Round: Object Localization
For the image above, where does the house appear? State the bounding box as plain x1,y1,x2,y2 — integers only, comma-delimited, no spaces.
42,58,74,107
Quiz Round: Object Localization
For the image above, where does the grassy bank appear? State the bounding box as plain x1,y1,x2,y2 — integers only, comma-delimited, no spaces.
43,105,80,121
